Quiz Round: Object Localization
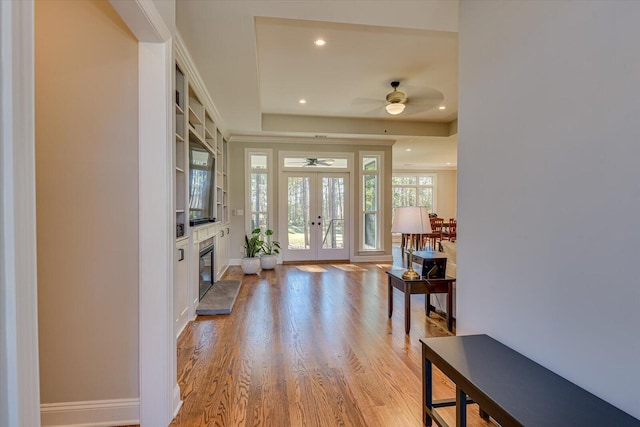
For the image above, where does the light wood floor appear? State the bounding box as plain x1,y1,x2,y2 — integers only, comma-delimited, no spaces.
166,263,497,427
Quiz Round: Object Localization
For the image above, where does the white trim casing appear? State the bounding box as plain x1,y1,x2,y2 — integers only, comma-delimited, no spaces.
40,399,139,427
109,0,171,43
138,40,180,426
358,151,385,253
0,1,41,426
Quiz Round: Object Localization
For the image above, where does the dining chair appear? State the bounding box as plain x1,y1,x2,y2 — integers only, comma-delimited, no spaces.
442,218,457,241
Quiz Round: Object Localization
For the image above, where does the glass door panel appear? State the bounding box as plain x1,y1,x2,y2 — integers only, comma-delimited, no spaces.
321,176,345,250
287,176,311,251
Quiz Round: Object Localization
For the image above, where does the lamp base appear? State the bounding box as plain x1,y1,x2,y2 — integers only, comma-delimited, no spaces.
402,268,420,280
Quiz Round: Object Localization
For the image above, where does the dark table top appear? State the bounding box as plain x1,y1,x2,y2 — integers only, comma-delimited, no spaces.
420,335,640,427
385,269,455,283
412,250,449,260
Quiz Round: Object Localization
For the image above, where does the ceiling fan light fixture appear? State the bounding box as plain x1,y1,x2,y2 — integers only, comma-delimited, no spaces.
385,102,405,115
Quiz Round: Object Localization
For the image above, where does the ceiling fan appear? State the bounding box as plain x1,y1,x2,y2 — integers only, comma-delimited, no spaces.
385,81,408,115
354,80,445,117
287,158,335,167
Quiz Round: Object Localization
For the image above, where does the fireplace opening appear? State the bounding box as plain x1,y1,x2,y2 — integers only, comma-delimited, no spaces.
198,238,216,300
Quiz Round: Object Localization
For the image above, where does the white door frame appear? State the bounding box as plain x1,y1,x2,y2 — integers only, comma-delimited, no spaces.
1,1,40,425
109,2,180,425
279,171,351,262
1,2,179,426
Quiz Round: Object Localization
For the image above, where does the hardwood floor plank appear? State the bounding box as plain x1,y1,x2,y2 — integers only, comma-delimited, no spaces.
168,263,497,427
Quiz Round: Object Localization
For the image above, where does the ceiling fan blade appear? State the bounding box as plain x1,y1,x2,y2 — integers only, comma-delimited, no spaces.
352,97,385,106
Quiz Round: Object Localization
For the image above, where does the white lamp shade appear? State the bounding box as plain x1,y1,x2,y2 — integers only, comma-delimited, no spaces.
385,102,405,115
391,206,432,234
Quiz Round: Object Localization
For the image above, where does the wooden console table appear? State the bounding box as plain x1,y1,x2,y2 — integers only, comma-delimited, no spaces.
420,335,640,427
386,269,456,334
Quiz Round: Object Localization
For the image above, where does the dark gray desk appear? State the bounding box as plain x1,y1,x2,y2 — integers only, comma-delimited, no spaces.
420,334,640,427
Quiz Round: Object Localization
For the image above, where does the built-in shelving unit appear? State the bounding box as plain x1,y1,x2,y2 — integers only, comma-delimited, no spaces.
175,64,187,239
174,43,231,338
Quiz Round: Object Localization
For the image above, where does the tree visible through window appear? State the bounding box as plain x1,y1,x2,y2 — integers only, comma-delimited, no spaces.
392,174,436,220
362,155,380,250
248,152,270,231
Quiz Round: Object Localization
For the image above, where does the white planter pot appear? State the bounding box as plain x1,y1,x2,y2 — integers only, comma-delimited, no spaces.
260,254,278,270
241,257,261,274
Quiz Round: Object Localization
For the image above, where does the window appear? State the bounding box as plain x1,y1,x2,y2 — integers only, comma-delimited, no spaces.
392,174,436,220
361,153,382,251
245,149,272,232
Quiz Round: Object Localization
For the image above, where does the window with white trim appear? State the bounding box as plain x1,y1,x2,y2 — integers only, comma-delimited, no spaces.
361,154,382,250
392,174,437,220
245,149,272,232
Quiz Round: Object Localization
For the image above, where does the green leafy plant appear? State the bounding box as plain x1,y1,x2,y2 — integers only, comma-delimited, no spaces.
260,229,281,255
243,228,263,258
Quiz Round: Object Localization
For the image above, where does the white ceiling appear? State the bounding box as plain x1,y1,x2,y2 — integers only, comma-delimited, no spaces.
176,0,459,169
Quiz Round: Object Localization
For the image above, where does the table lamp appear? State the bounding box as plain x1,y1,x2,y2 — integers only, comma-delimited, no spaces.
391,206,432,280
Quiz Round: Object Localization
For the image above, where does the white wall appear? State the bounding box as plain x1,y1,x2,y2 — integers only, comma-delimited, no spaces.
458,0,640,418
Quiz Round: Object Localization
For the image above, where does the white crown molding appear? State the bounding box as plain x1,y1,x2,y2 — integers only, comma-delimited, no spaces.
228,134,395,146
40,399,139,427
175,31,228,139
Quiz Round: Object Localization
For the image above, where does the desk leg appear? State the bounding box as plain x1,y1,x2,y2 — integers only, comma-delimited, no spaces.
388,278,393,318
423,345,433,426
404,283,411,334
456,386,467,427
447,282,454,332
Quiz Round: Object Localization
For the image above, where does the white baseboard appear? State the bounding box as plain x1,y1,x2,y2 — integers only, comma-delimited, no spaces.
229,258,242,266
41,398,139,427
350,255,393,263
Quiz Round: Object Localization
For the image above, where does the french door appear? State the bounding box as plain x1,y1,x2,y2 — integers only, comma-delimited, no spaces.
280,172,349,261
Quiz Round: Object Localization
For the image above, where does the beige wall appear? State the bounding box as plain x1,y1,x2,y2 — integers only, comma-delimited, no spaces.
392,168,457,220
35,0,139,403
228,141,393,259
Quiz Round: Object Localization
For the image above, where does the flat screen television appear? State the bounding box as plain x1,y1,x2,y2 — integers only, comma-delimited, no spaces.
188,140,215,225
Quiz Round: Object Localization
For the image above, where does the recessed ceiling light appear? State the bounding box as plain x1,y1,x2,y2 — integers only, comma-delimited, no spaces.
314,39,326,46
446,162,452,165
299,99,306,104
405,148,412,152
439,106,446,110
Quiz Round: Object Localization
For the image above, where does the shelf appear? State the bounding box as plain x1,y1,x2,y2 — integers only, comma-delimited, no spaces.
176,209,185,213
175,103,184,115
205,127,214,140
188,125,205,145
176,235,189,243
175,133,184,143
188,105,203,125
176,167,184,173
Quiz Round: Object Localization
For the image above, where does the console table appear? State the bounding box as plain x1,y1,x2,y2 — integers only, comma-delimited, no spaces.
420,335,640,427
386,269,456,334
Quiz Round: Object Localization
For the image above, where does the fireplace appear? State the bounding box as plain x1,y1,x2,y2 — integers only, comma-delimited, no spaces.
198,237,215,300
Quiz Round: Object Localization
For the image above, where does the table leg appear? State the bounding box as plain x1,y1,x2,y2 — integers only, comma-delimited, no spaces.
388,277,393,318
425,293,431,316
447,282,454,332
423,345,433,426
404,283,411,334
456,386,467,427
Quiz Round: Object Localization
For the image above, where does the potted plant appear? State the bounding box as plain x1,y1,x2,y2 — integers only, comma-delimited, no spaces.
259,229,281,270
241,228,263,274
